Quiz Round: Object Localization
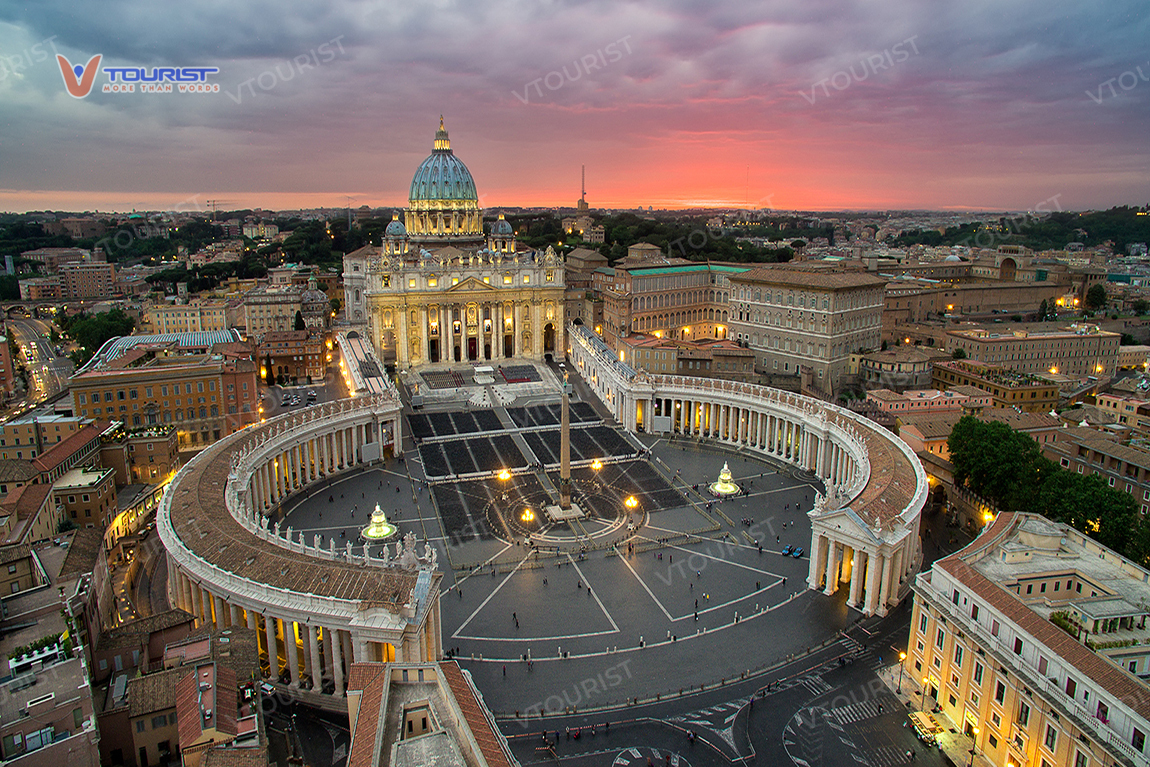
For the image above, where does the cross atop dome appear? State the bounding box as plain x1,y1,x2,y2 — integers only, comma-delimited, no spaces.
434,115,451,152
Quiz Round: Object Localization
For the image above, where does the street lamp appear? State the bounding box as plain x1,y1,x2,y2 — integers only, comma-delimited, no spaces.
897,652,906,693
625,495,639,510
967,726,980,767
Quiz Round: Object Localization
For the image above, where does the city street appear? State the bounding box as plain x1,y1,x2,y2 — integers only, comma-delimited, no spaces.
5,315,73,407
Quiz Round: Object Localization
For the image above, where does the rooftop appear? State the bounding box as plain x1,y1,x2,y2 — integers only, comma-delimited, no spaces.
732,265,887,290
53,465,113,490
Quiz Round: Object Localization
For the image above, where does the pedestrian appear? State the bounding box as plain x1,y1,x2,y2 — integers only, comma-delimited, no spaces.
503,665,506,676
543,577,547,586
777,535,780,543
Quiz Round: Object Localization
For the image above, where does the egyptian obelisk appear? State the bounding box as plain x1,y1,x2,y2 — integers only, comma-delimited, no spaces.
560,372,572,509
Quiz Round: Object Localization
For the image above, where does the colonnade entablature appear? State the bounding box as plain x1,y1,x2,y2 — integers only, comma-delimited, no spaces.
157,393,442,702
566,321,928,617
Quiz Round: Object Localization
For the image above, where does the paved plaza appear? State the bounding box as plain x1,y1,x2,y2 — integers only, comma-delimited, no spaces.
277,363,860,717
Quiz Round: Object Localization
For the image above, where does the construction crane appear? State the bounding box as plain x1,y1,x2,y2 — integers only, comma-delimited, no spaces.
205,200,237,222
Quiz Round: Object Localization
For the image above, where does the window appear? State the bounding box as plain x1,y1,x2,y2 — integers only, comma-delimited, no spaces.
1019,701,1030,727
152,714,167,728
952,589,960,605
936,628,945,648
954,645,963,667
1014,637,1023,655
1066,678,1077,698
919,613,928,634
991,619,1000,636
971,604,979,621
1133,727,1145,753
136,720,146,733
1075,751,1089,767
995,680,1006,704
6,565,15,574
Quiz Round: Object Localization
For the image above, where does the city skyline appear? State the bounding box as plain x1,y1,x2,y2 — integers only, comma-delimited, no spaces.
0,1,1147,213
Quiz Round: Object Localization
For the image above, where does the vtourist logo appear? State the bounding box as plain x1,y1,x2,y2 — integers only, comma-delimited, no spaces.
56,53,101,98
56,52,220,97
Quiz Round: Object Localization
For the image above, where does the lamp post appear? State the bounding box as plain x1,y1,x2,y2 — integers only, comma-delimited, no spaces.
968,726,979,767
897,652,907,693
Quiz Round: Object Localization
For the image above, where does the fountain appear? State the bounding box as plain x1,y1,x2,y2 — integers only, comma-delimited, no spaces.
708,462,741,497
361,504,398,540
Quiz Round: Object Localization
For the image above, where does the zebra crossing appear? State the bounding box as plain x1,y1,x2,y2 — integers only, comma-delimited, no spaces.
830,698,883,724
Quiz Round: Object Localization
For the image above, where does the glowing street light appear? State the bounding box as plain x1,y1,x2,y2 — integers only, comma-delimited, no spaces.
591,459,603,471
897,652,907,693
498,469,511,481
520,508,535,523
624,495,639,510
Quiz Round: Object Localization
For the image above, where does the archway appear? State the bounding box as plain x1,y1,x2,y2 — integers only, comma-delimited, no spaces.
543,323,555,354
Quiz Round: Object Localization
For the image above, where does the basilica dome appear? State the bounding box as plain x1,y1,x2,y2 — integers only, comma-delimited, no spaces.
409,117,478,203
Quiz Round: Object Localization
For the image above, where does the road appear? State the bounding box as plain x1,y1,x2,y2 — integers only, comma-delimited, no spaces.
5,316,73,407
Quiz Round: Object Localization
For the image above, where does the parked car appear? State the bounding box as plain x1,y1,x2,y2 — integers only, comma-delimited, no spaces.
781,545,792,555
791,547,804,558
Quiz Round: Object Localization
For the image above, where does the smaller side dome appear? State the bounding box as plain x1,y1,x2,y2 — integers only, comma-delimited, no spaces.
385,215,407,237
491,213,513,236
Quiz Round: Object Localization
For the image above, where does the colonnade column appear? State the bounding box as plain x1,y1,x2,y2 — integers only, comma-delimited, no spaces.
331,628,345,695
285,620,301,687
823,542,839,595
849,548,864,606
309,625,323,690
264,614,279,679
865,552,882,615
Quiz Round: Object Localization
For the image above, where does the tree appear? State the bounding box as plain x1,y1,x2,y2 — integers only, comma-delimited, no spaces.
952,348,967,360
264,355,274,386
880,340,888,351
330,297,341,315
1133,298,1149,316
948,417,1043,512
1086,283,1107,312
294,311,306,331
1037,299,1048,322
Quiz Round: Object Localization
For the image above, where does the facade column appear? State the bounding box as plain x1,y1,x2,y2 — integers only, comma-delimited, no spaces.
285,620,301,687
331,628,345,695
877,553,893,610
808,533,827,589
214,595,227,627
353,634,369,663
865,551,882,615
182,573,194,614
265,614,279,679
849,548,864,607
823,541,839,595
247,609,258,631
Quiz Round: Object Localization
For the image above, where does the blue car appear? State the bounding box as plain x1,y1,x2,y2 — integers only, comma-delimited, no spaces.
781,545,792,555
791,547,804,558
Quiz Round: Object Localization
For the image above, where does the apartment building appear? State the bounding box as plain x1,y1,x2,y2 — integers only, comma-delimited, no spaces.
946,324,1121,378
1043,427,1150,513
1097,393,1150,436
599,258,747,350
60,261,117,300
242,285,302,337
728,266,886,393
933,360,1060,412
0,412,91,460
909,512,1150,767
53,466,117,530
617,333,757,382
70,334,259,449
146,301,229,334
257,330,325,381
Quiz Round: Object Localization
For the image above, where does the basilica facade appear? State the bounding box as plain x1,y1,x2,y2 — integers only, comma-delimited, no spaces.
344,118,566,367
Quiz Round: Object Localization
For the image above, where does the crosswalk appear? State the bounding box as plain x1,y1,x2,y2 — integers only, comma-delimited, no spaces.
831,699,883,724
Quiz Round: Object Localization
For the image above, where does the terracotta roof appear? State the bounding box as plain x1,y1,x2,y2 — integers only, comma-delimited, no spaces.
439,661,514,767
175,669,202,745
0,482,52,518
58,528,106,578
936,513,1150,722
200,748,269,767
31,424,101,473
0,543,31,564
346,663,387,767
128,667,184,717
732,266,887,290
898,412,962,440
167,432,436,603
0,460,40,484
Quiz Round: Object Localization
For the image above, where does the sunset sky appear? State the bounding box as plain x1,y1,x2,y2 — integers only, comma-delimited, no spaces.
0,0,1147,213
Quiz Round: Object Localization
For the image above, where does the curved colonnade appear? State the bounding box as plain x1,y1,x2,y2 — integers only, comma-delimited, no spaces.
568,323,928,617
158,393,442,701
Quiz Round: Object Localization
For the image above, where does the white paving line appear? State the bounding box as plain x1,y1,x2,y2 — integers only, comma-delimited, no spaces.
567,553,621,632
617,548,675,621
451,552,527,638
449,542,512,591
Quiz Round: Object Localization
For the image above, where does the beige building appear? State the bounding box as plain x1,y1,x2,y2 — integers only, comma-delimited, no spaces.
60,261,116,300
617,333,758,382
53,466,117,530
909,512,1150,767
933,359,1061,412
242,286,302,337
946,323,1121,378
146,301,229,334
729,266,886,394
